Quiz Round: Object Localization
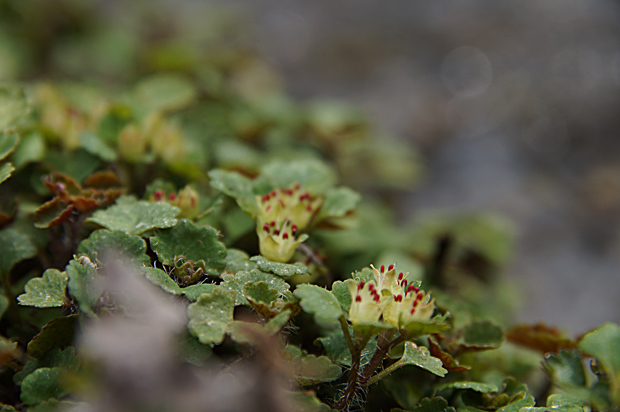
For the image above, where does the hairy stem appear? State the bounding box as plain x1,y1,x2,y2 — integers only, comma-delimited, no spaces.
358,329,395,387
339,316,356,359
335,356,360,411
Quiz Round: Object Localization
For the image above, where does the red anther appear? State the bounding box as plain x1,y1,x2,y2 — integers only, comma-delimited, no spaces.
410,308,416,314
368,283,375,291
394,294,403,302
413,287,419,293
358,281,365,290
281,188,286,194
154,190,164,200
263,224,269,232
294,183,300,190
388,264,394,272
169,193,176,201
285,219,290,226
407,284,416,294
374,295,381,303
191,198,196,207
279,199,286,208
413,300,419,307
401,280,408,290
306,205,312,211
398,272,403,281
417,292,423,300
271,190,276,197
356,295,362,302
266,205,272,212
380,265,385,273
270,221,276,227
291,226,297,235
287,189,294,195
283,232,289,239
274,229,280,236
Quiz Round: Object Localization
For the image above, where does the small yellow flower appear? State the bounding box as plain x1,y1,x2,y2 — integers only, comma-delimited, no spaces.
347,264,436,328
256,184,322,231
151,185,200,219
257,218,308,262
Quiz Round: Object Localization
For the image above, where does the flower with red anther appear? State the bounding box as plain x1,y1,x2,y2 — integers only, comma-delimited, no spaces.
345,263,435,328
346,278,386,325
256,183,322,232
150,185,200,218
257,218,309,262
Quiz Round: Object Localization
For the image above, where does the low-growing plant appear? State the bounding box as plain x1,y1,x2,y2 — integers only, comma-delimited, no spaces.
0,2,618,411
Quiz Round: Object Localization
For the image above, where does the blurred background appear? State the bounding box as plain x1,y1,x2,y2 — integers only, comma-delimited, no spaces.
2,0,620,334
208,0,620,335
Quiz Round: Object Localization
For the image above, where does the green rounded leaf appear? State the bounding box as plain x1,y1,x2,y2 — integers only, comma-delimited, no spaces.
331,280,352,313
317,186,360,220
520,394,584,412
79,132,117,162
255,159,336,194
399,342,447,377
0,227,37,274
225,249,257,274
66,259,100,316
86,196,179,236
578,322,620,375
0,86,29,131
293,354,342,385
243,281,279,305
187,288,235,345
20,367,68,405
0,162,14,185
221,269,290,306
141,267,182,295
0,131,19,161
77,230,149,266
12,131,45,168
462,320,504,348
18,269,68,308
250,256,308,277
294,284,343,326
133,73,196,113
27,315,78,359
150,220,227,275
436,381,498,393
208,169,257,215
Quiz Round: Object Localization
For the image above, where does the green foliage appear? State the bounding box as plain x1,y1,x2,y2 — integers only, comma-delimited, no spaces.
0,4,615,411
150,220,227,274
250,256,308,277
0,227,37,274
396,342,447,378
187,288,235,345
18,269,68,308
86,196,180,235
20,368,68,405
77,230,149,266
294,284,344,326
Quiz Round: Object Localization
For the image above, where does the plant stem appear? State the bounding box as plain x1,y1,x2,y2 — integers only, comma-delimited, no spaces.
357,329,395,387
361,331,412,388
339,316,356,358
365,358,405,387
335,355,360,411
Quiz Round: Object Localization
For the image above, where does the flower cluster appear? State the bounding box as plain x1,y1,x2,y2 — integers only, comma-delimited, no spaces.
255,184,321,262
347,264,435,329
151,185,200,218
